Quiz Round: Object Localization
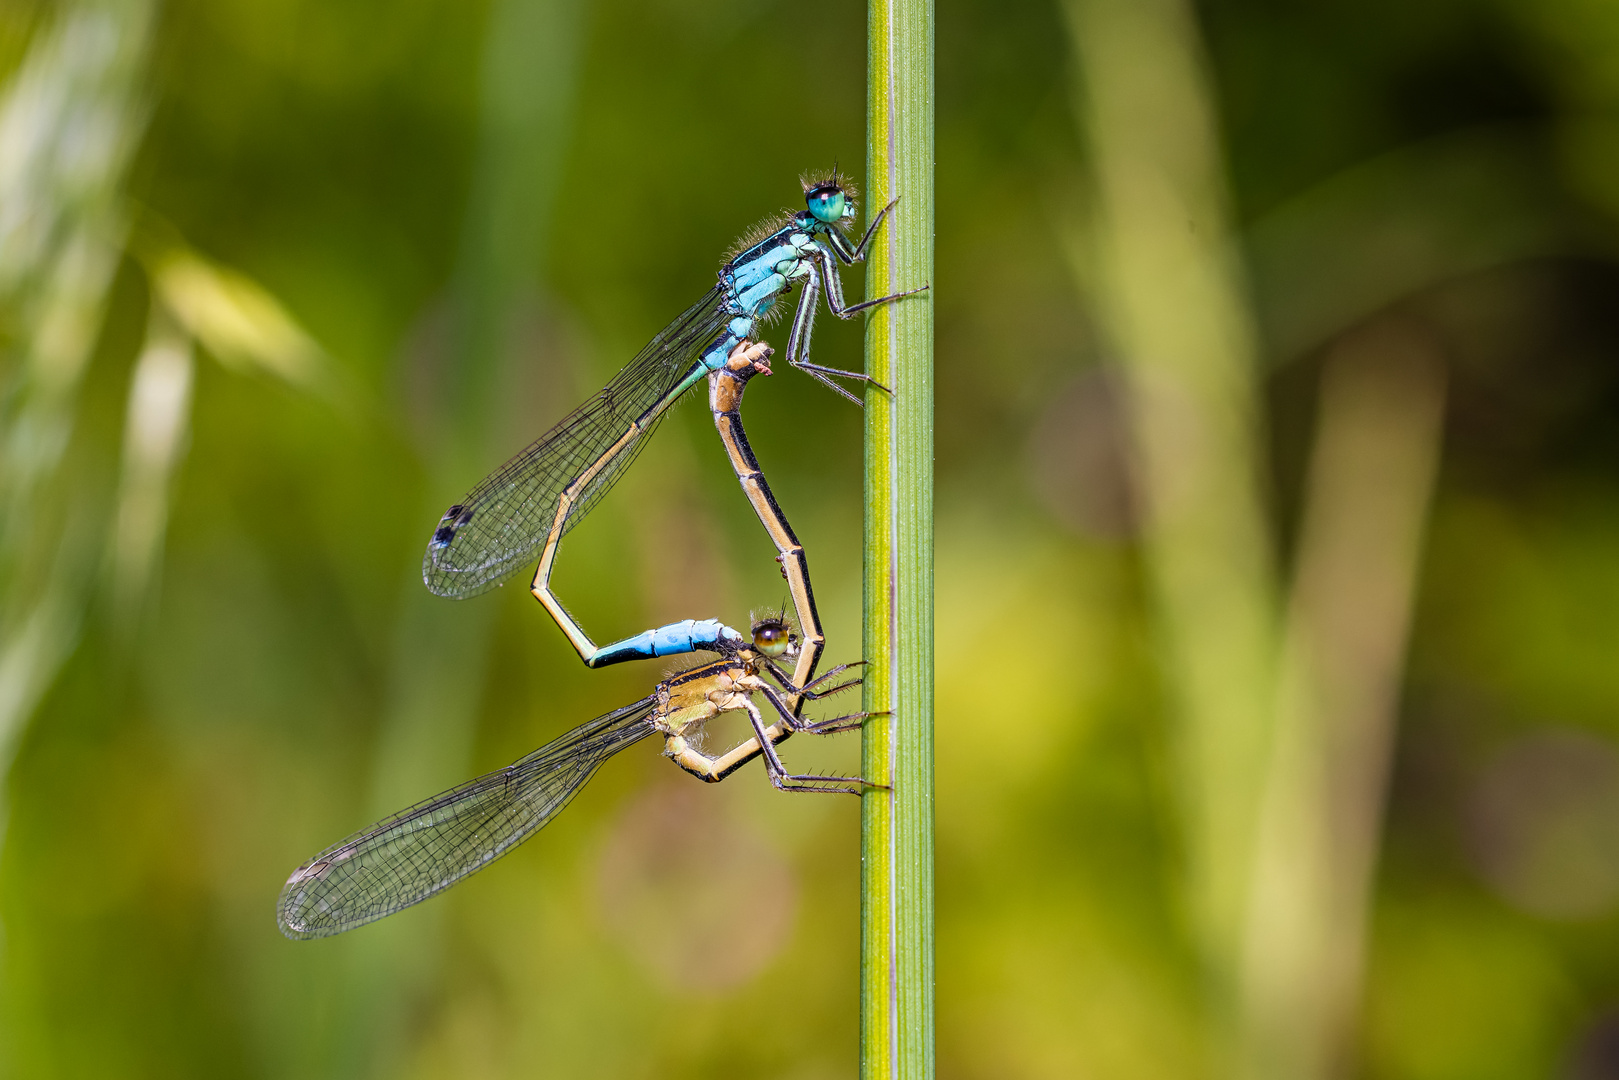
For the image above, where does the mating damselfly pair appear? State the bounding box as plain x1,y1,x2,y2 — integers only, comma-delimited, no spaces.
278,171,926,939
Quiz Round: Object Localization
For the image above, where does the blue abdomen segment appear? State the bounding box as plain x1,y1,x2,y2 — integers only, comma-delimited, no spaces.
591,619,744,667
696,316,757,373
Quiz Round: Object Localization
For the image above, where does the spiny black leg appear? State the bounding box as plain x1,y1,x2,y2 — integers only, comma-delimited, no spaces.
766,657,865,697
786,262,870,406
785,266,820,366
801,365,865,407
762,655,809,692
804,708,890,735
742,701,857,793
832,284,930,318
813,243,930,322
799,710,875,735
851,197,901,262
775,769,888,794
745,693,882,792
799,678,863,704
777,776,875,795
800,661,866,698
794,360,893,396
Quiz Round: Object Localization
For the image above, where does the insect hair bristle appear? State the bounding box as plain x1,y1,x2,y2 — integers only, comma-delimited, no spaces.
749,607,796,634
724,209,796,262
800,167,860,209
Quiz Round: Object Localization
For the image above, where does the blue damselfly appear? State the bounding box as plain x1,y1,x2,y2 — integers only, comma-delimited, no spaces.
422,173,926,700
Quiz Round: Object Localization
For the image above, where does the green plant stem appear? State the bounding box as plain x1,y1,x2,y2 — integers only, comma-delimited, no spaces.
862,1,934,1078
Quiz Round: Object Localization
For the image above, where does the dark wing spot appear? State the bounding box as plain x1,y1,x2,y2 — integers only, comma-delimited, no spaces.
456,507,475,526
432,525,457,547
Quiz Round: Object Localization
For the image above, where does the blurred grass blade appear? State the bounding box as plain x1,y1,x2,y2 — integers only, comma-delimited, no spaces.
147,245,329,393
0,0,152,850
0,1,148,302
1239,321,1446,1080
109,305,194,631
1062,0,1279,999
1,0,150,553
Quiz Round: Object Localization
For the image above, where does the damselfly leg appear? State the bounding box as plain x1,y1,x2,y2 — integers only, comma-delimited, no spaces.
738,689,878,795
658,627,878,795
780,196,927,402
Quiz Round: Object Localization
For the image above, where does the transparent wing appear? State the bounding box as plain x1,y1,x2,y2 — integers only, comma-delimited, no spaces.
277,697,658,939
423,287,732,597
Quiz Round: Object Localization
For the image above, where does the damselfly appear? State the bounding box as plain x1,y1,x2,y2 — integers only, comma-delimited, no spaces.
277,617,870,939
422,172,926,694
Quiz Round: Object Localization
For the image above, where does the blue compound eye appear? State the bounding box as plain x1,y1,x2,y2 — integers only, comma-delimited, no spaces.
805,184,846,224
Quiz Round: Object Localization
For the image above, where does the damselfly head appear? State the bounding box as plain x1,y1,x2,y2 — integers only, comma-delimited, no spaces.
749,613,797,659
802,169,858,225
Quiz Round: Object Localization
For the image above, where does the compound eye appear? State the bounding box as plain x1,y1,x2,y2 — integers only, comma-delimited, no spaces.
805,184,846,225
752,620,792,658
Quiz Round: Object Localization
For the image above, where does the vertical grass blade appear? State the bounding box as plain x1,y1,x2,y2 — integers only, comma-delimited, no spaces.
0,0,152,851
1239,323,1446,1079
862,0,934,1077
1062,0,1277,1034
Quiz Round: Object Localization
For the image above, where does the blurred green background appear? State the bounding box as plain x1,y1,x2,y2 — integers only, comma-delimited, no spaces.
5,0,1619,1076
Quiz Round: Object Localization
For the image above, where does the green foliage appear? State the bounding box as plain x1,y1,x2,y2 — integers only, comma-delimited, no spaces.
3,0,1619,1077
